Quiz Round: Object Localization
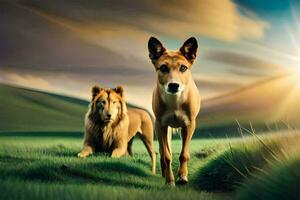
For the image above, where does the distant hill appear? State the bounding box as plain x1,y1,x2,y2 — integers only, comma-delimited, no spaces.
197,73,300,135
0,83,88,132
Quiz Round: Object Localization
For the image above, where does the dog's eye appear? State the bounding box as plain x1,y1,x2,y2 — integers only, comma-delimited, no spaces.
159,64,169,74
112,101,117,104
180,65,188,73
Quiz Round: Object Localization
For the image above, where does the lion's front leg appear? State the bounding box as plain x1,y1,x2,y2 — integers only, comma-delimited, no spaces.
111,137,128,158
78,144,94,158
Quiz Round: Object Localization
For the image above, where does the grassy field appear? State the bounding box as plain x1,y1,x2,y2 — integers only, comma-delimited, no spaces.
2,132,300,200
0,135,232,200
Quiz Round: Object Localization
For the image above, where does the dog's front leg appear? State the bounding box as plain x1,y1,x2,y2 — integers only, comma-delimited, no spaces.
157,122,174,186
156,122,166,177
111,138,128,158
177,120,196,184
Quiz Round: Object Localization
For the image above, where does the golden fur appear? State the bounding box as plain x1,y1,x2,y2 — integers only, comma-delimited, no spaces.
148,37,201,185
78,86,156,174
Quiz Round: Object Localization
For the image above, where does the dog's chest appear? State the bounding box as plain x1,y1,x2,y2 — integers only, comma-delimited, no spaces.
161,90,185,108
159,91,190,128
161,109,189,128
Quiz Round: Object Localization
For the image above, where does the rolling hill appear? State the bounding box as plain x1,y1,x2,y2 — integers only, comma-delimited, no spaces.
198,73,300,133
0,83,89,133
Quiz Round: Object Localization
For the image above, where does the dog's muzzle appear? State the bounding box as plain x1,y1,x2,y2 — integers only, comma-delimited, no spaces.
167,82,180,94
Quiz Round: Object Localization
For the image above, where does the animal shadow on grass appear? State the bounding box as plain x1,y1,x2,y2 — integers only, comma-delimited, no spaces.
21,159,156,189
60,162,154,188
51,147,154,174
0,155,35,163
41,145,78,157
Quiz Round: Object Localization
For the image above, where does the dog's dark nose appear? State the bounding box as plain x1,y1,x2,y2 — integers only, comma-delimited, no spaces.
168,83,180,93
106,113,112,119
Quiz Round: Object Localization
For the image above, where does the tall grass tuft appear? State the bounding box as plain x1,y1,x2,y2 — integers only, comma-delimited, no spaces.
236,157,300,200
193,123,300,192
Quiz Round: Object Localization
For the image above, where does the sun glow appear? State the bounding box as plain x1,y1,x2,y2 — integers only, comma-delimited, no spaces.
267,4,300,124
289,5,300,74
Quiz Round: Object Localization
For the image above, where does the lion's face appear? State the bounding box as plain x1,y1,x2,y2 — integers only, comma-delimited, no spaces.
91,86,125,124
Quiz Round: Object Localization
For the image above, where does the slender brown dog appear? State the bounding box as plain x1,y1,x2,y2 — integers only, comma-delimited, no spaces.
148,37,201,185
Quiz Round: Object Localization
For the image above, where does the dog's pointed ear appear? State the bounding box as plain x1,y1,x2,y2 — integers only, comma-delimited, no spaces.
148,37,166,63
91,85,101,100
114,86,124,98
179,37,198,64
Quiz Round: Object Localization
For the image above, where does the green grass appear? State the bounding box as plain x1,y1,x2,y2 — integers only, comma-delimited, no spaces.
0,135,231,200
236,157,300,200
193,130,300,199
0,179,224,200
193,135,282,191
1,131,300,200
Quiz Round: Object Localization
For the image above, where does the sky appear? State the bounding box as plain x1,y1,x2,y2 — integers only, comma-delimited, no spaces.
0,0,300,111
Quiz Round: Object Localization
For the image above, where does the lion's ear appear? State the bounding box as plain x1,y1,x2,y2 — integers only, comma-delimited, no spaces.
114,86,124,98
91,85,102,100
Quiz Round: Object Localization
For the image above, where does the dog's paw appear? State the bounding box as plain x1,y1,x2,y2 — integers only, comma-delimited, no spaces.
165,181,175,187
176,175,188,185
151,169,156,175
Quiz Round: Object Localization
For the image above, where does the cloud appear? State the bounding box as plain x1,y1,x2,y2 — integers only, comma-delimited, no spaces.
204,50,286,76
194,74,244,93
0,1,270,75
196,79,243,91
144,0,269,42
0,6,145,71
5,73,55,91
20,0,269,42
205,51,282,69
0,1,149,73
228,68,274,77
